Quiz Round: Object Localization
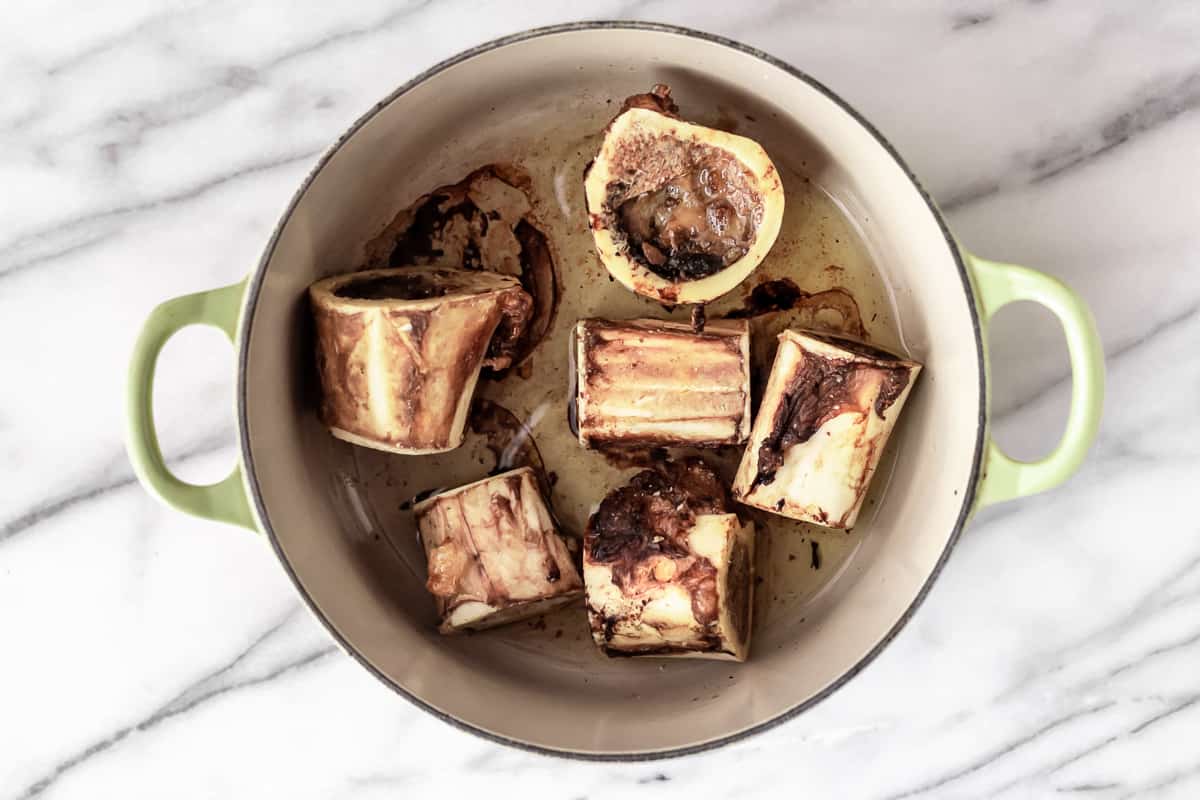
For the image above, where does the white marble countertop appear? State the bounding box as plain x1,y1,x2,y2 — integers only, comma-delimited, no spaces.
3,2,1198,798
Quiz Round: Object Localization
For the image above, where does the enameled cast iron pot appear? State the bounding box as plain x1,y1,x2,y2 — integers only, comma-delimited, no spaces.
126,23,1104,758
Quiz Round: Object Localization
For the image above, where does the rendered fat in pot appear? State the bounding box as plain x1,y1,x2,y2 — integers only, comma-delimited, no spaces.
583,85,785,304
361,164,559,367
309,267,532,454
732,330,922,528
574,317,751,447
414,467,583,633
584,458,755,661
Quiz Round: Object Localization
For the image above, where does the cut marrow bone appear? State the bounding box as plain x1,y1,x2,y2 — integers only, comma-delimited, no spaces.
574,317,751,447
583,85,784,305
732,330,922,528
584,458,755,660
415,467,582,633
309,267,531,454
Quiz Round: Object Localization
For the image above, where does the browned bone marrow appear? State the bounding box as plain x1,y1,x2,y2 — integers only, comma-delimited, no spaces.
584,84,784,304
574,318,751,448
362,164,557,368
415,467,583,632
584,458,754,660
732,330,922,528
309,267,531,454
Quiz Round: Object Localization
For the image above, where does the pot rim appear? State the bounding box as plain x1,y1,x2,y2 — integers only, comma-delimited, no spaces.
236,20,987,761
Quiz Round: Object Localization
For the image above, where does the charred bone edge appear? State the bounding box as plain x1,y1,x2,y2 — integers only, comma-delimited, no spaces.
583,107,785,304
585,513,755,661
414,467,583,633
574,317,752,448
309,267,530,455
732,330,922,529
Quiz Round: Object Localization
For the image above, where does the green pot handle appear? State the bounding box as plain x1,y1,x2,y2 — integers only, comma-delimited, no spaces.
125,278,257,530
966,252,1104,508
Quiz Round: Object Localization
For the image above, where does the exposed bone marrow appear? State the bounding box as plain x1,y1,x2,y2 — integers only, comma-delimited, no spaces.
613,150,762,281
584,458,755,660
362,164,558,369
584,85,784,305
732,330,922,528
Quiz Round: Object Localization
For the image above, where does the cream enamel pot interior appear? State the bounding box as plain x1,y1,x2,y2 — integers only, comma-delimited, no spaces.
126,23,1104,758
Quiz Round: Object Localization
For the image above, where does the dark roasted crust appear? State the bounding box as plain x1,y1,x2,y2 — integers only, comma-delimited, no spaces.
723,279,866,339
751,346,911,490
586,458,728,578
584,457,751,659
600,640,727,658
484,286,534,370
334,272,451,300
311,281,527,449
362,164,558,368
726,539,752,644
510,219,558,366
617,83,680,118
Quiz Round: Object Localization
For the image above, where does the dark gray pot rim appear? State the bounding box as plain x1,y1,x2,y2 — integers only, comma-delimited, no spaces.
236,20,986,761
